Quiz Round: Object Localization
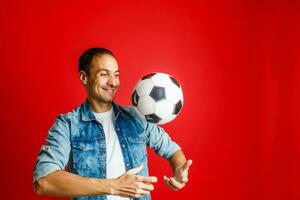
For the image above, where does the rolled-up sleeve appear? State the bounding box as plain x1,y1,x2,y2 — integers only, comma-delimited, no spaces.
144,122,181,160
33,115,71,182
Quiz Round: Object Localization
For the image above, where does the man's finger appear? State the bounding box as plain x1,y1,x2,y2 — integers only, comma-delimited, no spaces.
136,175,158,183
135,188,150,195
164,176,178,191
137,182,155,191
182,177,188,183
165,179,177,191
126,164,143,175
170,177,185,189
122,189,149,198
118,184,151,197
182,160,193,171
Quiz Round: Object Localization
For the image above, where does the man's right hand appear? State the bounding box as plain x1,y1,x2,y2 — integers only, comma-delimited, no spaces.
110,165,157,198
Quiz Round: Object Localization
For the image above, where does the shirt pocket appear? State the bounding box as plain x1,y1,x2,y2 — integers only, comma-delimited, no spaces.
125,132,147,163
71,140,100,176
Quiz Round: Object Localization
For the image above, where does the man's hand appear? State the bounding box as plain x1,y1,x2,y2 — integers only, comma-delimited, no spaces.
164,159,192,191
111,165,157,198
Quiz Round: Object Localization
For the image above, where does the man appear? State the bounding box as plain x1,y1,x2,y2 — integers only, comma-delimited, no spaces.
33,48,192,200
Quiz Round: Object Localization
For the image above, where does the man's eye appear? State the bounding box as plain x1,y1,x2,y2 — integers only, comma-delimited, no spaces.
115,74,119,77
100,73,108,77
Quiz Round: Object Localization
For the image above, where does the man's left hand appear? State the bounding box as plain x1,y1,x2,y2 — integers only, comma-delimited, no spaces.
163,159,193,191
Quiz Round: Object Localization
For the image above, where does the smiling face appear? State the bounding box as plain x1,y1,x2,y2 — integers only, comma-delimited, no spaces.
79,54,120,112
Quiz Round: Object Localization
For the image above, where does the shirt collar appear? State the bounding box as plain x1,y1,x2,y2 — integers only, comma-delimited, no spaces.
81,99,121,122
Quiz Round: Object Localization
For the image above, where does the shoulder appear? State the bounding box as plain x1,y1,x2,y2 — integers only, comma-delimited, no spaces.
48,103,86,139
115,104,147,131
54,103,83,125
121,105,144,119
117,104,143,120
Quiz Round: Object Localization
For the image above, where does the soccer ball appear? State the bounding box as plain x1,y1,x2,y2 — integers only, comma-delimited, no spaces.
131,72,184,125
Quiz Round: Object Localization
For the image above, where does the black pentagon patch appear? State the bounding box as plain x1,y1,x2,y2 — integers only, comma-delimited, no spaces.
141,73,156,80
145,113,162,124
169,76,180,88
150,86,165,102
131,90,139,106
173,100,182,115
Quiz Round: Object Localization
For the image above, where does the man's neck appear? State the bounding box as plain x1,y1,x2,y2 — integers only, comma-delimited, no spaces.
88,97,113,113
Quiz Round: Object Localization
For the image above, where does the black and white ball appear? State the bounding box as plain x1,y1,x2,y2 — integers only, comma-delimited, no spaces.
131,72,184,125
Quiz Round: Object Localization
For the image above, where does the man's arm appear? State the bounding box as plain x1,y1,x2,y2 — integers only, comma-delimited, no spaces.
34,170,110,197
34,165,157,198
142,121,193,190
127,107,192,190
164,150,193,191
34,115,156,198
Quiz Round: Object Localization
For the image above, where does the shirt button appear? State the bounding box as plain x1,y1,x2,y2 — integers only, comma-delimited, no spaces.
116,128,120,132
126,163,130,167
121,144,125,148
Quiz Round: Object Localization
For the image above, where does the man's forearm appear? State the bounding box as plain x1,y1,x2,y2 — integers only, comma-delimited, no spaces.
34,170,113,198
169,150,187,173
165,150,192,190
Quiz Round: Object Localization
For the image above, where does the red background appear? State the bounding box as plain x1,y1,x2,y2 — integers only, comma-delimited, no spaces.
1,0,300,199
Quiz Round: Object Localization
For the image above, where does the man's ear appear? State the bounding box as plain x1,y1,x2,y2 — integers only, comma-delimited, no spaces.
79,70,88,86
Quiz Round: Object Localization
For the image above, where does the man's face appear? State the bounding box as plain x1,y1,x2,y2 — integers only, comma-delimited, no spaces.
81,54,120,104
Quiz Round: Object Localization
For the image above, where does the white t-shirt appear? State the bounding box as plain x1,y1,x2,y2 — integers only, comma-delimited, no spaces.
93,108,129,200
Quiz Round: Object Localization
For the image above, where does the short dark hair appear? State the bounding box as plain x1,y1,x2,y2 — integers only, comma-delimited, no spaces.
78,47,115,74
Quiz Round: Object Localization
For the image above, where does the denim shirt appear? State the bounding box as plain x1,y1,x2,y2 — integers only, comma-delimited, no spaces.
34,101,181,200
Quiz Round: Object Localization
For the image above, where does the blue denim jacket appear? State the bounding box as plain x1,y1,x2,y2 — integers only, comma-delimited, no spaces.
34,100,181,200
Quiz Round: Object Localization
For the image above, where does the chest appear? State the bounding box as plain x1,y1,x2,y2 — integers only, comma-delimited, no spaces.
68,119,147,178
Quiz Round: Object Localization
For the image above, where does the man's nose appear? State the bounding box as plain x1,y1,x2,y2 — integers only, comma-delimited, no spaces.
107,74,118,86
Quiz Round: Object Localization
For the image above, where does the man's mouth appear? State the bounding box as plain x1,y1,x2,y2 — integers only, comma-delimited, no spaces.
103,88,116,93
